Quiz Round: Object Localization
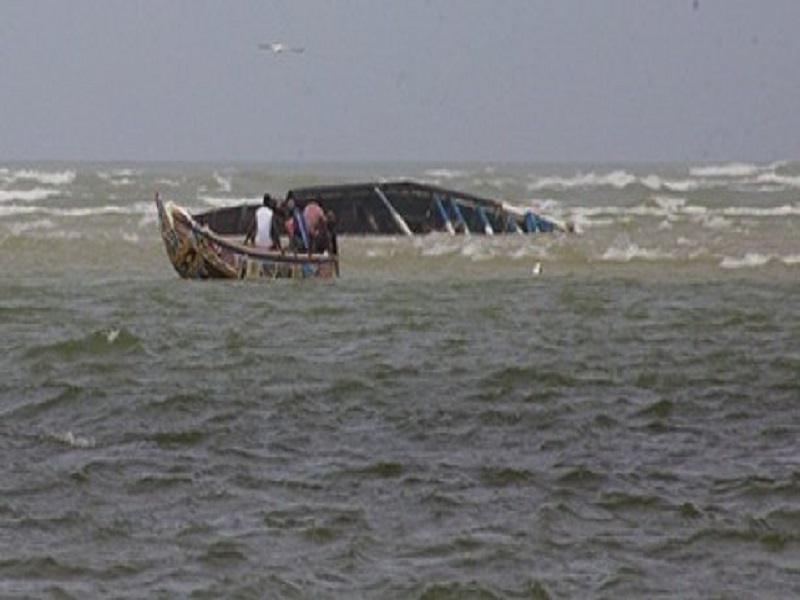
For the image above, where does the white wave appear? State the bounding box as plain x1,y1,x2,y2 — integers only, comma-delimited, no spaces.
0,188,61,203
689,162,760,178
0,205,38,217
472,177,511,190
520,198,562,213
365,247,397,258
44,230,83,240
0,202,152,218
96,169,139,186
461,241,494,261
122,233,140,244
697,214,732,229
155,178,181,187
600,240,673,262
753,172,800,189
652,195,687,212
566,200,799,225
199,195,254,207
570,204,682,218
424,168,467,180
97,168,136,179
509,245,549,260
420,241,459,256
213,172,232,192
720,204,800,217
138,210,158,228
720,253,772,269
6,219,56,236
0,169,75,186
52,204,150,217
682,205,708,215
640,175,700,192
51,430,95,449
528,170,636,191
753,185,787,193
781,255,800,265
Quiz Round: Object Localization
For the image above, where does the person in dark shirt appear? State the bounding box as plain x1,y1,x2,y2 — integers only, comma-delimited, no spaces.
324,209,338,256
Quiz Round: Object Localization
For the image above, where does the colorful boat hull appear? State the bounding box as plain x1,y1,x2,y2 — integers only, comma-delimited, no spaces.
155,194,338,280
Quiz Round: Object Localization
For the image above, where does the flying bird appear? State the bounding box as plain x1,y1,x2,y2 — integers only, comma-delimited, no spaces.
258,42,305,55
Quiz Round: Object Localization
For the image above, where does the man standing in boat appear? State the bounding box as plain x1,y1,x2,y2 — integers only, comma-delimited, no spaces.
244,193,281,251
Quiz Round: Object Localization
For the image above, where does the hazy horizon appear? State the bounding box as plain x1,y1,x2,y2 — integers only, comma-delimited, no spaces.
2,1,799,163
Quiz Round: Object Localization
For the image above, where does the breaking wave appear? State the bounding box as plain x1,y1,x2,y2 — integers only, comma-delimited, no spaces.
213,172,232,192
50,430,96,449
689,163,762,178
0,168,76,186
640,175,699,192
199,195,256,208
528,170,636,191
599,240,674,262
753,172,800,189
0,203,153,218
0,188,62,203
526,163,800,192
424,168,469,180
720,253,800,269
6,219,57,236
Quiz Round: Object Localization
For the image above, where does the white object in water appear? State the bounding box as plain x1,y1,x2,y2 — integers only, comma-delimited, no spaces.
258,43,305,54
531,262,542,276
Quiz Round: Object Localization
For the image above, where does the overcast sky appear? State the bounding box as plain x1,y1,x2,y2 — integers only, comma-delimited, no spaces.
1,0,798,162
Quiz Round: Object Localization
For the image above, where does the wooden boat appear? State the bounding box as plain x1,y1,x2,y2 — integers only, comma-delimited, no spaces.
155,193,338,280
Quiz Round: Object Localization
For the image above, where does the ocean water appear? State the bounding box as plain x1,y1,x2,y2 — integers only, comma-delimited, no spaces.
0,162,798,598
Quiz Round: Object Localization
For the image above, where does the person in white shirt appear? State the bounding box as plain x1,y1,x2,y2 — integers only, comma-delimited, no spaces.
244,194,282,251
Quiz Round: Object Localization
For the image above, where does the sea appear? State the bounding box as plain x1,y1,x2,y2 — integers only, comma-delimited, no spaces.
0,161,798,598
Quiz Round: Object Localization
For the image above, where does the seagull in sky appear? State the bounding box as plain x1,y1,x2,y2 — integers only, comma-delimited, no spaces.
258,42,305,55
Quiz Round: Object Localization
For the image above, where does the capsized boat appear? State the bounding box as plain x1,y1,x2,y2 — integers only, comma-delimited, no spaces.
198,180,569,237
155,194,338,280
155,180,567,280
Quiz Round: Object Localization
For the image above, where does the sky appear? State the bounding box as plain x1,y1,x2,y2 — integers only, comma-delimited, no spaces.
1,0,799,163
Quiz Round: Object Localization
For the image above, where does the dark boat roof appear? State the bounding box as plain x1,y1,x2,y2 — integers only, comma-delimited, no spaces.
289,180,505,210
194,180,558,236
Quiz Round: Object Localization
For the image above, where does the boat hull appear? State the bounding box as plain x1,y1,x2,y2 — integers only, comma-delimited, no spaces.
155,195,338,280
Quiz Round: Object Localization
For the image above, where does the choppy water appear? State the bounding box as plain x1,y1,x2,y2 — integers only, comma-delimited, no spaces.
1,162,798,598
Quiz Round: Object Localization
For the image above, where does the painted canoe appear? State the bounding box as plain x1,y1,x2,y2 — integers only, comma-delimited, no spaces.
155,193,338,280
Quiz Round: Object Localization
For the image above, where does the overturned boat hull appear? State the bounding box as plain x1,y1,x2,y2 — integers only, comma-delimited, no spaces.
155,194,338,280
196,180,567,238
